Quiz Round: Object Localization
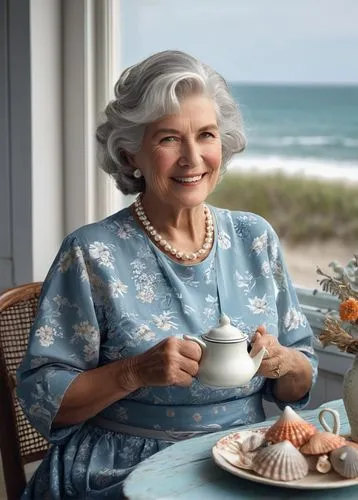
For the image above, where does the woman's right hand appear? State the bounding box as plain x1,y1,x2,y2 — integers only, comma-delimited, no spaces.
126,337,202,389
54,338,202,426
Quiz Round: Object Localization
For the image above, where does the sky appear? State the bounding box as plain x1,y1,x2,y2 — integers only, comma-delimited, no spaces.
119,0,358,84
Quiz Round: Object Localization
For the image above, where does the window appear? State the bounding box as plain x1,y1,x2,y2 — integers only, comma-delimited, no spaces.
116,0,358,292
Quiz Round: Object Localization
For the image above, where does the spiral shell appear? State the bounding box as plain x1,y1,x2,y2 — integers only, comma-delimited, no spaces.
265,406,317,448
316,454,332,473
252,440,309,481
330,445,358,478
305,454,332,473
300,432,346,455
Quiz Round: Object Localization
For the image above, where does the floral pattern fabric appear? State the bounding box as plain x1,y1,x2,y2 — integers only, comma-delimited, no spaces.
17,206,318,499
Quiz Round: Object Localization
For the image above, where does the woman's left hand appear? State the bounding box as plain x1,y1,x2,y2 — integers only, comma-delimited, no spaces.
250,326,293,379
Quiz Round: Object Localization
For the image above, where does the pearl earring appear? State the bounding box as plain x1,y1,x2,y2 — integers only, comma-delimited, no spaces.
133,168,142,179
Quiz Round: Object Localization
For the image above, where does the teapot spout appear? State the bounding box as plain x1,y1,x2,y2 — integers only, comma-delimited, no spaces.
252,346,268,375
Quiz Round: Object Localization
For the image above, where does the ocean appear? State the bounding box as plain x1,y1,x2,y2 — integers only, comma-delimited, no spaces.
228,83,358,181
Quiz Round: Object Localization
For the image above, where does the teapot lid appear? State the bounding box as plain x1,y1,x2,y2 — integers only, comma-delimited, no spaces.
203,314,247,343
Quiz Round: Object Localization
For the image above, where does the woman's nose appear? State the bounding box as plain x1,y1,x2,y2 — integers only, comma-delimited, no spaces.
178,141,201,167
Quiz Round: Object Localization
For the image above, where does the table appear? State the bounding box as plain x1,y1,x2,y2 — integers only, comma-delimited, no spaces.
123,400,358,500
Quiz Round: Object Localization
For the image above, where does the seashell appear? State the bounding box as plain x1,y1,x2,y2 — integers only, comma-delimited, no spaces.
316,454,332,473
265,406,317,448
330,445,358,478
240,433,267,453
217,430,266,455
305,454,331,473
219,449,257,470
216,431,243,453
345,440,358,450
300,432,346,455
224,440,242,454
252,440,309,481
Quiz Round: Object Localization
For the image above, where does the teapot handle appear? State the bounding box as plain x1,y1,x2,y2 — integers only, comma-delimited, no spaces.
183,335,206,350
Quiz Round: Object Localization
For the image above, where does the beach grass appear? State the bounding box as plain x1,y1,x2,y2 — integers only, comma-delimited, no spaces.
208,172,358,243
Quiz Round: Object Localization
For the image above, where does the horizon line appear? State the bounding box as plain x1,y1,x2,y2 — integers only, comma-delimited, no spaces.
228,81,358,87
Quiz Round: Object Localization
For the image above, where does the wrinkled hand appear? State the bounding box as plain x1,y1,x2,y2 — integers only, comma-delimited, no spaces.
250,326,292,379
129,337,202,388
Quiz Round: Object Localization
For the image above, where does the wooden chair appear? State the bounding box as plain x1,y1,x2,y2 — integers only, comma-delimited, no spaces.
0,283,49,500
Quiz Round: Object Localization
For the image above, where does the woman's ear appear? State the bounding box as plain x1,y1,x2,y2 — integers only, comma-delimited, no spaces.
126,152,137,168
120,149,137,168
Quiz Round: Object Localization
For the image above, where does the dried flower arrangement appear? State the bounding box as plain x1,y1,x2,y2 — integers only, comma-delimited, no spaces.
316,255,358,355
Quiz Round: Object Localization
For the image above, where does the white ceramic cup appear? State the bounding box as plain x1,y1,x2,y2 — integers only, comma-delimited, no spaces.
318,407,341,435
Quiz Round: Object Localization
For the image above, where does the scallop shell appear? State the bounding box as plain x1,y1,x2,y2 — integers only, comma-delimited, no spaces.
252,440,309,481
218,449,256,470
217,430,266,455
300,432,346,455
330,445,358,478
265,406,317,448
240,433,267,453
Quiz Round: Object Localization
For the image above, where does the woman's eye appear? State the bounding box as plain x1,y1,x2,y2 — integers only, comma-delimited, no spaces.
161,136,178,143
200,131,215,139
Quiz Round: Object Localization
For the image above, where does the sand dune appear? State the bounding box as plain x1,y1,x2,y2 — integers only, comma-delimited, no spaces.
282,240,357,290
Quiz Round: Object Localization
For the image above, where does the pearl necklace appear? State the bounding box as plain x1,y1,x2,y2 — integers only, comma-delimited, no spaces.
134,196,214,261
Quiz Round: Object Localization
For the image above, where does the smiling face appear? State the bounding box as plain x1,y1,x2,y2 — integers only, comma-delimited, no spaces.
131,94,222,213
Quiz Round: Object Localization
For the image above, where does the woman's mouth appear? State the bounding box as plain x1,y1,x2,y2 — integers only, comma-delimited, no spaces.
172,174,206,184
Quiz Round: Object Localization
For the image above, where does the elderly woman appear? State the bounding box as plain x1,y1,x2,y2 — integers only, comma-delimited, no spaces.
17,50,317,499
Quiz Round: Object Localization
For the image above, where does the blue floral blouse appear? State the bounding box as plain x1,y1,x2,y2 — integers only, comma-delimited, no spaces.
17,206,318,499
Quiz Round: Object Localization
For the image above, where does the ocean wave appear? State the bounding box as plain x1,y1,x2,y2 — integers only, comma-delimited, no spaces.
228,155,358,182
248,136,358,148
344,138,358,147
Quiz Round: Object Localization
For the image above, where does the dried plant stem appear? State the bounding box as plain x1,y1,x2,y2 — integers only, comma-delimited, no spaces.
319,318,358,354
316,267,358,301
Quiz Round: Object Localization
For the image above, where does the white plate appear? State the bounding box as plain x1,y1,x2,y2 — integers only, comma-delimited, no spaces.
212,427,358,490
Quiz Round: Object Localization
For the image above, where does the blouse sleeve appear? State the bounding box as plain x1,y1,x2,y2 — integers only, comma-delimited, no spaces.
16,234,100,444
262,223,318,410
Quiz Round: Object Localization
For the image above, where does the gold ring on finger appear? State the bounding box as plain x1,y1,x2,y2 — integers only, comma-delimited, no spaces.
273,366,280,378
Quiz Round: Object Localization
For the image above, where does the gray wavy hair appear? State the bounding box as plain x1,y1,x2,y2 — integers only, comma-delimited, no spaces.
96,50,246,195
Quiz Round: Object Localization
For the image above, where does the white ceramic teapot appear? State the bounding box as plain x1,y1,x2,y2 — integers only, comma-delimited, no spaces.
184,314,267,387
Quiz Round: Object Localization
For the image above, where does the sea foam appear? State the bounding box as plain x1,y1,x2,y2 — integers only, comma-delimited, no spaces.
228,155,358,183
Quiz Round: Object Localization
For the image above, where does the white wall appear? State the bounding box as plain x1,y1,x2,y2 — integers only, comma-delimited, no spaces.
0,2,64,490
0,0,12,290
31,0,64,280
0,0,126,292
0,0,34,291
0,0,64,291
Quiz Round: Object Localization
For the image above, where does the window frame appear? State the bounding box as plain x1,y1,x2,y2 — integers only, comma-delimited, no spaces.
63,0,124,236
